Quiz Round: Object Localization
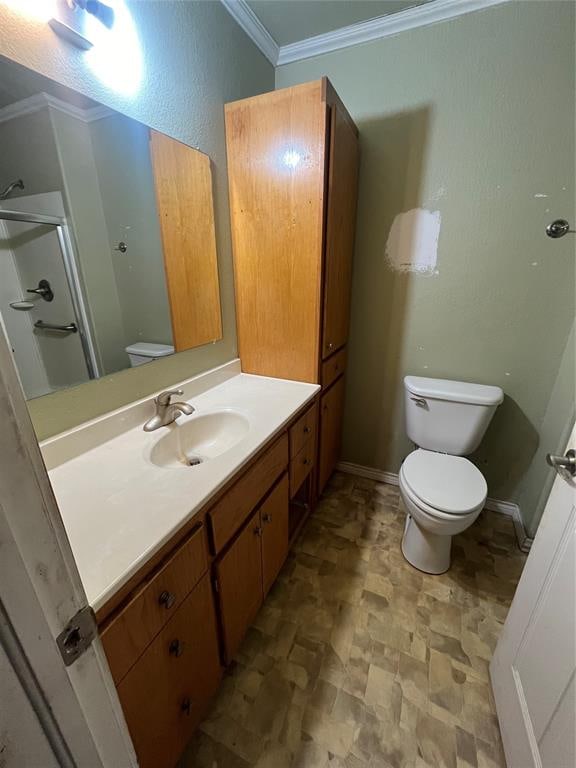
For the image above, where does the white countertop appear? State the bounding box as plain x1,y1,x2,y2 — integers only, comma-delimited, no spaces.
43,364,319,612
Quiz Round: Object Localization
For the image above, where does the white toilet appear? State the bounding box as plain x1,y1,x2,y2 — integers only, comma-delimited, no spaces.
399,375,503,574
125,342,174,367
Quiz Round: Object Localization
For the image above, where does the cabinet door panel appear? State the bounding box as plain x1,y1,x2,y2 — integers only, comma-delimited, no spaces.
150,131,222,352
216,510,264,663
225,81,326,383
318,376,346,494
117,574,221,768
261,475,290,596
322,105,359,359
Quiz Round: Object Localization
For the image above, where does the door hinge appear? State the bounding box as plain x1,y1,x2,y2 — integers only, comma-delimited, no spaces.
56,606,97,667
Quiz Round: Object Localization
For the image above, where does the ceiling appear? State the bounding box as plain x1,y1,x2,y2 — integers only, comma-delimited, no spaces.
246,0,436,46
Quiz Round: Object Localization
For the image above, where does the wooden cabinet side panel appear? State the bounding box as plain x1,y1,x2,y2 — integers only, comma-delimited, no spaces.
261,474,290,596
318,376,346,494
215,510,264,663
149,130,222,352
321,105,360,359
225,81,327,383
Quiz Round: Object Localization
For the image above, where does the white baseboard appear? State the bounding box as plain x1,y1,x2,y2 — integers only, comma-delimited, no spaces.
483,498,533,553
336,461,532,553
337,461,399,486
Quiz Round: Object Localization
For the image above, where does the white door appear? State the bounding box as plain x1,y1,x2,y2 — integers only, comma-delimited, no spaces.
0,323,136,766
490,423,576,768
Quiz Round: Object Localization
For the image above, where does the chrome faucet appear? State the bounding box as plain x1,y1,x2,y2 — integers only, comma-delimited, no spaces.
143,389,195,432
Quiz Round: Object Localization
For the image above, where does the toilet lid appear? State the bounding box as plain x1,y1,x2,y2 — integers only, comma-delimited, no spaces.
401,449,487,515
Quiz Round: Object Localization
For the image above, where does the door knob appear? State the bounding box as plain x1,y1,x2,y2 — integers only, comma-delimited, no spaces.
546,449,576,477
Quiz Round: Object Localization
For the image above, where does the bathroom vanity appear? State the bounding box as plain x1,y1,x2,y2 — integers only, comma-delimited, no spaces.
41,362,319,768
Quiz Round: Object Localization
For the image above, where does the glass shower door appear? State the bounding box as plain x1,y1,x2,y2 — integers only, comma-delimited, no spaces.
0,205,97,399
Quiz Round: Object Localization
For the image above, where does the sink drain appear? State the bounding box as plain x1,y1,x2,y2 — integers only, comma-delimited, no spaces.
186,455,203,467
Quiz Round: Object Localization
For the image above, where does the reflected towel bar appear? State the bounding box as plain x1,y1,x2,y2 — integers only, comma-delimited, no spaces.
34,320,78,333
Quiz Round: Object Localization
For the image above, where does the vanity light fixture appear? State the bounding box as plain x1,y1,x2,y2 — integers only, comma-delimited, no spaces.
49,0,115,50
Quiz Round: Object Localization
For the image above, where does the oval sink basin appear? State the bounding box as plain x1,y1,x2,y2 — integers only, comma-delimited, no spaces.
148,410,249,468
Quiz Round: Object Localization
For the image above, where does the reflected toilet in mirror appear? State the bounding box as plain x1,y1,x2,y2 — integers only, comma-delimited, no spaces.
0,55,222,400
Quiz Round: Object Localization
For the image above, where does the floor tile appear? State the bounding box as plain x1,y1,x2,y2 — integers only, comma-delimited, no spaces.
182,473,525,767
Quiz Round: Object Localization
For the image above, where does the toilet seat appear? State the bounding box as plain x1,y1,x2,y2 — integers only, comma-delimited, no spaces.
401,449,487,516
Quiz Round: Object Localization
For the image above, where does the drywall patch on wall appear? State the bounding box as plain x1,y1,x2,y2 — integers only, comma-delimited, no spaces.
385,208,441,275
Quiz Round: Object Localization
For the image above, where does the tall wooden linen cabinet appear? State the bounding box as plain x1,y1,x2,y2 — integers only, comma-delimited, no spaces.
225,78,359,508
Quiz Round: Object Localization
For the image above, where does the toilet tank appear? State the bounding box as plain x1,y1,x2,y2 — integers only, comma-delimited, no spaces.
125,342,174,367
404,376,503,455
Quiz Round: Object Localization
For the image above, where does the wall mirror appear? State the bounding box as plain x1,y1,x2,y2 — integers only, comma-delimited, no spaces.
0,55,222,400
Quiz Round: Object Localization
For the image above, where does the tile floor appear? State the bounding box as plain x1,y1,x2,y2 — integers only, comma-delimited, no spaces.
182,472,526,768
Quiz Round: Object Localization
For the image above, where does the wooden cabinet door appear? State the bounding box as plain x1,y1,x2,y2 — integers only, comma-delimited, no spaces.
261,474,290,596
215,510,264,663
321,104,359,359
117,574,221,768
225,80,327,383
318,376,346,494
150,130,222,352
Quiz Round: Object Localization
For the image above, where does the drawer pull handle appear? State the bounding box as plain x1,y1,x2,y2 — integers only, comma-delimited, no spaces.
254,526,263,537
169,638,185,657
303,458,309,465
327,342,334,350
158,590,176,610
303,426,311,434
181,697,192,716
263,513,272,524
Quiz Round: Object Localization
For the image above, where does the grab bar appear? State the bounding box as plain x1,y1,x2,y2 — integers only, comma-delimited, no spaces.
34,320,78,333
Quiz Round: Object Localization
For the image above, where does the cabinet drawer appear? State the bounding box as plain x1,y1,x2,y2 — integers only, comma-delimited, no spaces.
290,439,315,497
321,348,346,389
289,401,318,458
117,574,221,768
101,523,208,685
210,434,288,554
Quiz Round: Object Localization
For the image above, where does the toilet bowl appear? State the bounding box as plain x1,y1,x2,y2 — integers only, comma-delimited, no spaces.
400,375,503,574
399,449,486,573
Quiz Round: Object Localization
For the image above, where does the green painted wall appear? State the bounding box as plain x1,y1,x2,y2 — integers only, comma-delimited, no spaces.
277,1,575,531
0,0,274,439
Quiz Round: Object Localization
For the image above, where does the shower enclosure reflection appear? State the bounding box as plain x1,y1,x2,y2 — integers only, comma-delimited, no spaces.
0,55,223,400
0,196,96,398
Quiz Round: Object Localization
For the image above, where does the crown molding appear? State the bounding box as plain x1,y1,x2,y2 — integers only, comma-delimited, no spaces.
221,0,510,67
0,92,113,126
278,0,510,64
220,0,279,65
